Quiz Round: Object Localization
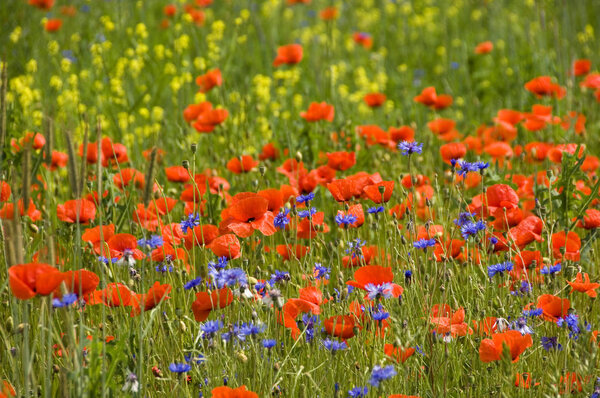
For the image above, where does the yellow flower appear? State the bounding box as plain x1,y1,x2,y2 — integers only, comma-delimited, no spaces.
10,27,22,43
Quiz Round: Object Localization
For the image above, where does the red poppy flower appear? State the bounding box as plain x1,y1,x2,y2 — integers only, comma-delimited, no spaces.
58,269,100,299
87,283,134,307
531,294,570,322
219,194,276,238
82,224,115,248
551,231,581,261
164,4,176,16
384,344,415,363
472,317,499,336
474,41,493,54
45,19,62,32
276,244,309,261
184,224,219,249
427,118,459,141
479,330,532,362
388,126,415,143
295,211,329,239
132,204,162,232
0,199,42,221
191,288,234,322
101,137,129,167
573,59,591,76
273,44,303,67
439,142,466,165
524,76,566,99
336,204,364,228
300,102,334,122
207,234,241,259
429,304,472,337
0,181,11,202
346,265,403,298
57,199,96,224
114,168,145,190
326,151,356,171
44,150,68,170
363,92,386,108
576,208,600,229
319,6,338,20
414,87,453,109
286,286,326,315
210,385,258,398
567,272,599,297
352,32,372,49
193,108,229,133
130,282,171,316
183,102,212,123
258,142,280,161
11,132,46,153
106,233,145,260
363,181,394,203
29,0,54,10
357,125,392,147
323,314,359,339
8,263,65,300
165,166,190,183
196,68,222,93
226,155,259,174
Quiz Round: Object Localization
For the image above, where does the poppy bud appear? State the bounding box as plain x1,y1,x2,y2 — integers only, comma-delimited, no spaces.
400,235,407,245
28,223,38,233
295,151,302,162
179,320,187,332
259,165,266,176
53,364,60,374
235,351,248,363
16,323,27,334
6,316,13,333
273,362,280,371
182,160,189,170
190,143,197,154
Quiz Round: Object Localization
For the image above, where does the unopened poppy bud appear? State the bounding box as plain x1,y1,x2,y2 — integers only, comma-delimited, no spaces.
378,185,386,194
235,351,248,363
6,316,13,333
179,320,187,332
295,151,302,162
182,160,189,170
190,143,197,154
400,235,407,245
425,198,432,207
354,362,360,370
53,364,60,374
29,223,38,233
252,180,259,188
16,323,26,334
259,165,266,176
273,362,280,371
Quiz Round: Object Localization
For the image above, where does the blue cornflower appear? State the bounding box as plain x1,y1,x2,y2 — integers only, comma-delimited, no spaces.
335,213,357,227
262,339,277,349
313,263,331,280
201,320,223,337
398,141,423,156
364,283,394,300
168,363,191,373
254,281,267,296
453,212,476,226
180,213,200,233
137,235,163,250
298,207,317,219
404,270,413,284
415,345,425,355
455,160,480,177
489,236,499,245
540,336,562,351
368,365,396,387
155,264,174,273
460,220,486,239
347,386,368,398
212,268,248,289
371,306,390,321
269,270,290,285
473,161,490,171
557,314,581,339
185,354,206,365
413,238,436,250
322,338,347,352
510,280,532,297
510,317,534,335
208,256,229,271
274,208,290,229
238,322,266,339
487,261,514,279
296,192,315,204
541,263,561,275
346,238,365,259
98,256,118,265
450,61,459,70
367,206,385,214
52,293,78,308
523,308,543,317
184,277,203,290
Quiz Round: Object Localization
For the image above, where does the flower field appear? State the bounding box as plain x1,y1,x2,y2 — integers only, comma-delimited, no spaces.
2,0,600,396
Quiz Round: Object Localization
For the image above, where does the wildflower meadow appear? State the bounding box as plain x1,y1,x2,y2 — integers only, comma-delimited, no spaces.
2,0,600,396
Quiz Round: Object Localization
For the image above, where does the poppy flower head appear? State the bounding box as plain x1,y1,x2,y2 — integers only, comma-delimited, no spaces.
300,102,334,122
572,59,591,76
479,330,532,362
8,263,65,300
273,44,303,67
57,199,97,224
474,41,493,54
